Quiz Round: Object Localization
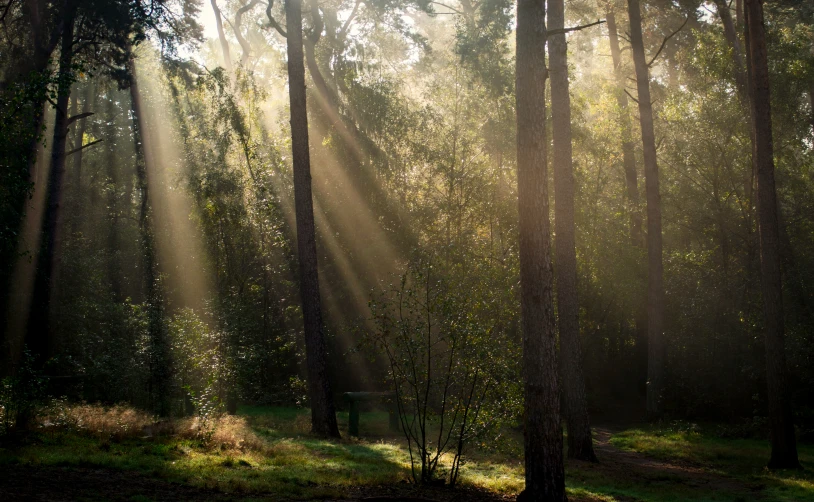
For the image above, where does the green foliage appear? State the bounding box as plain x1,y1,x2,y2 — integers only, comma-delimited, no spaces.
0,350,47,435
366,257,520,486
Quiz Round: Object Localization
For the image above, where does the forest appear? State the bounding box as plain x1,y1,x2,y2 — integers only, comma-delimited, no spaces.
0,0,813,500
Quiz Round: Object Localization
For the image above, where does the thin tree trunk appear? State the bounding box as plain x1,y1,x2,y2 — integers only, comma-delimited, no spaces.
606,10,643,247
744,0,800,470
128,51,171,417
25,10,76,364
515,0,566,498
284,0,340,439
627,0,666,420
607,8,648,396
210,0,233,70
549,0,596,463
713,0,748,98
69,83,92,235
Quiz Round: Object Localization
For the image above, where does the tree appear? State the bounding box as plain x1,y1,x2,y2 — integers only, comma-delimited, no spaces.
515,0,566,498
627,0,666,419
209,0,233,70
284,0,340,438
744,0,800,470
605,3,648,397
548,0,597,462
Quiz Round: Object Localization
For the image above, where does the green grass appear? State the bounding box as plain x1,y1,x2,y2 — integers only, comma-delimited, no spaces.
605,423,814,501
1,407,812,501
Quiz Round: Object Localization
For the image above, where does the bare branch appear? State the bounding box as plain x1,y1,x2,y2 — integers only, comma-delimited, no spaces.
647,14,689,68
66,138,103,157
264,0,287,37
548,18,605,37
67,111,93,126
339,0,363,39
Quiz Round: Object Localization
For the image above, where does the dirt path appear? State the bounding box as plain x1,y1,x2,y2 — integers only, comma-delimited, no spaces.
584,428,761,500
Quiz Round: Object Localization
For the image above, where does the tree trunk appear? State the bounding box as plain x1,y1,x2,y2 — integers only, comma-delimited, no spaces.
128,51,171,417
284,0,340,439
515,0,566,499
606,8,649,395
210,0,233,70
744,0,800,470
606,10,643,247
627,0,666,420
713,0,748,99
549,0,596,463
25,11,76,365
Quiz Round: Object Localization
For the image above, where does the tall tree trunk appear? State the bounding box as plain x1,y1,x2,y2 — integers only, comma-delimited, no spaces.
210,0,233,70
515,0,566,499
744,0,800,470
627,0,666,420
713,0,748,98
128,51,171,417
549,0,596,463
606,8,648,396
25,10,76,365
69,83,92,236
284,0,340,439
606,10,642,246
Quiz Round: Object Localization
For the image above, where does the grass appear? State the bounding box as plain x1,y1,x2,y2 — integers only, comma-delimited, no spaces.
0,406,812,501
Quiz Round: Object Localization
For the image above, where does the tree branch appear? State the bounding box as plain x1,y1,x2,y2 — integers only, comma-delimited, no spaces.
67,111,93,126
65,138,103,157
548,19,605,37
339,0,363,39
647,14,689,68
264,0,287,37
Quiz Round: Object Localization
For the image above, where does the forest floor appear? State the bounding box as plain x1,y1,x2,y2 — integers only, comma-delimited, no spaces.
0,405,812,501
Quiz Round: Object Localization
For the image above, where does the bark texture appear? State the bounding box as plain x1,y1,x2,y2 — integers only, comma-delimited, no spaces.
627,0,666,419
548,0,596,463
744,0,800,470
515,0,567,498
284,0,341,439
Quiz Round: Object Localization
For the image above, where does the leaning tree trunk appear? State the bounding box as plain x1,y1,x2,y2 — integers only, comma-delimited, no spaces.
515,0,567,498
284,0,340,439
627,0,666,420
744,0,800,470
210,0,233,70
549,0,597,463
128,51,172,417
25,11,76,365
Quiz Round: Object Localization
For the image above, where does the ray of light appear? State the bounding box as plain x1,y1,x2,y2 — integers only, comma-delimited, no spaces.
132,50,215,318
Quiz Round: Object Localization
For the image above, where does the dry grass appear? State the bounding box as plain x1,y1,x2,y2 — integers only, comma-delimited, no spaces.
36,403,268,453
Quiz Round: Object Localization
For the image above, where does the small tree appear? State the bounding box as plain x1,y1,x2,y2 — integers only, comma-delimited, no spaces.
367,258,518,486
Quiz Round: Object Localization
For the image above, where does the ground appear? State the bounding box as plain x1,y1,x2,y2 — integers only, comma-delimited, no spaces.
0,406,812,501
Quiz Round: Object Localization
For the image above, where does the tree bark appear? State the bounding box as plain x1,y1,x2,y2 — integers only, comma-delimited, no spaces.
210,0,233,70
744,0,800,470
128,50,171,417
284,0,340,439
515,0,566,499
25,10,76,364
549,0,596,463
627,0,666,420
